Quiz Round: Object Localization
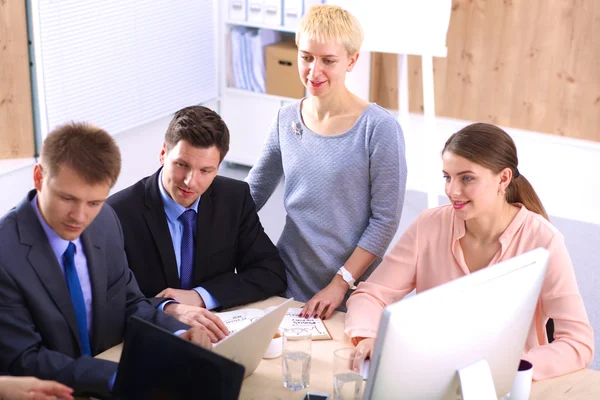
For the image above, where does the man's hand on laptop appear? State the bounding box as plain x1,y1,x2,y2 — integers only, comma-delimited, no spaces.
179,326,214,350
157,288,206,308
164,303,229,342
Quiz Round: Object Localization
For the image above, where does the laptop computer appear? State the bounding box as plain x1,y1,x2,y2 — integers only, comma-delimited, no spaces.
113,316,245,400
213,298,294,378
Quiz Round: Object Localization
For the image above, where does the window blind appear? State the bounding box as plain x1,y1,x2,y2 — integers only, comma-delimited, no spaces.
31,0,217,138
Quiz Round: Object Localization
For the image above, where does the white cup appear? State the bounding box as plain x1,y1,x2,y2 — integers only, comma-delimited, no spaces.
507,359,533,400
263,330,283,359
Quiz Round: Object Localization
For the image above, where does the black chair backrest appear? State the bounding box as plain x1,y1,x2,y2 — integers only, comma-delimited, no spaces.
546,318,555,343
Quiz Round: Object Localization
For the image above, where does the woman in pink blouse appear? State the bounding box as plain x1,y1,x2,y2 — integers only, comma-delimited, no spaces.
345,122,594,380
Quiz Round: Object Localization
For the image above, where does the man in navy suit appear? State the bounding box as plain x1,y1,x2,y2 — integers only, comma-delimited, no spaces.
107,106,287,339
0,122,212,398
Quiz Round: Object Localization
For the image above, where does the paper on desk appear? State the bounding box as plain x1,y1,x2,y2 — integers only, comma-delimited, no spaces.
215,307,332,340
215,308,264,334
281,307,332,340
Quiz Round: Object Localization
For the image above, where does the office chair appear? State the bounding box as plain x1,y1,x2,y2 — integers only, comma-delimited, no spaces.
546,318,555,343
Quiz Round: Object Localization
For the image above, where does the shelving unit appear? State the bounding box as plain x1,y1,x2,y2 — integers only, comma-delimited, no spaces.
225,20,296,33
224,87,299,103
219,2,307,166
216,1,386,168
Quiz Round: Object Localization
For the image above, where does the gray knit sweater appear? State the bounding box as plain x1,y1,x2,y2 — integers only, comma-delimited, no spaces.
246,101,407,307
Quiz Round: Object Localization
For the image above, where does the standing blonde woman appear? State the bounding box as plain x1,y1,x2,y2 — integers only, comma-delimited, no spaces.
246,5,407,318
345,123,594,380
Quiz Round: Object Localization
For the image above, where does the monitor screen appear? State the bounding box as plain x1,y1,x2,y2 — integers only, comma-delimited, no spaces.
364,248,549,400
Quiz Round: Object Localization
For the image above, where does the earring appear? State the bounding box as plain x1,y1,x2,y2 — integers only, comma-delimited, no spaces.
497,189,506,196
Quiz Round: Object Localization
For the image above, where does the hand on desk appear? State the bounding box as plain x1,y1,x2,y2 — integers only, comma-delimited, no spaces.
0,376,74,400
157,288,206,308
352,337,376,371
300,275,348,320
179,326,214,350
164,303,229,342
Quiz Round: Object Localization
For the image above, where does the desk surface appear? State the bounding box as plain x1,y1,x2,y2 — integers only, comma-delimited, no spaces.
97,297,600,399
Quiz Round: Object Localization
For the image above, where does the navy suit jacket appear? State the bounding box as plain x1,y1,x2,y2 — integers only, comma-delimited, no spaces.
107,169,287,309
0,191,189,398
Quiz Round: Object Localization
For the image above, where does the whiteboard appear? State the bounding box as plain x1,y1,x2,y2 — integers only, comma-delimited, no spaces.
326,0,452,56
30,0,218,138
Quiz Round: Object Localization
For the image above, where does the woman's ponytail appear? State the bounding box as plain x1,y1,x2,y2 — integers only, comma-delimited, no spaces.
506,174,549,220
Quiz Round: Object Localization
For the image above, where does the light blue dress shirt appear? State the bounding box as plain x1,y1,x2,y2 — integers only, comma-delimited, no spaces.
157,170,221,310
32,196,186,393
31,196,93,333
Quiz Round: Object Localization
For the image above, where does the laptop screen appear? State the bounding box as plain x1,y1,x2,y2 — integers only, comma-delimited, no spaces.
113,316,245,400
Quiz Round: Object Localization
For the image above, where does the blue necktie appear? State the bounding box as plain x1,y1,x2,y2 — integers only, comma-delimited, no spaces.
179,209,196,290
63,242,92,357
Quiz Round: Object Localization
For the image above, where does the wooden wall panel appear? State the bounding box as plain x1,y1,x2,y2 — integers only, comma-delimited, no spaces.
373,0,600,142
0,0,35,159
370,53,399,110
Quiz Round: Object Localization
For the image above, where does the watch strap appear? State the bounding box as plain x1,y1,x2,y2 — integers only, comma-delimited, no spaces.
337,266,357,289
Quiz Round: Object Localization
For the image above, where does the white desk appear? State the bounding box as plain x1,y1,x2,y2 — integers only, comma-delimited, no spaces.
97,297,600,399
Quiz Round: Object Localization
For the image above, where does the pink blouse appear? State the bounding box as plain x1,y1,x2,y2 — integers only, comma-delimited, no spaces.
345,204,594,380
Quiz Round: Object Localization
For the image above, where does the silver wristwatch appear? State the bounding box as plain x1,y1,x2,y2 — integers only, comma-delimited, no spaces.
336,266,357,289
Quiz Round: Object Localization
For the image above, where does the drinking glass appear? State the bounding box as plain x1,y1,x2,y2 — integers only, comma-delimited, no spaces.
282,331,312,390
333,347,366,400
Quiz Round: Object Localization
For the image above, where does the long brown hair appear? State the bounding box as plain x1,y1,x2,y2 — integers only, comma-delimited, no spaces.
443,123,549,220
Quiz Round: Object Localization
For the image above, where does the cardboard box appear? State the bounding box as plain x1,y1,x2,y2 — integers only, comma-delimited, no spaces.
265,41,305,99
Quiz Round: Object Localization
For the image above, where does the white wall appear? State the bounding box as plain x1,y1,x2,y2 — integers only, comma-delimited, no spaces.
400,115,600,225
1,105,598,369
111,99,219,193
0,159,37,216
0,117,173,218
0,100,219,216
1,107,598,226
109,115,172,194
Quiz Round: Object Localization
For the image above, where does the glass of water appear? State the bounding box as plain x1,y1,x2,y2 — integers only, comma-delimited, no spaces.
333,347,366,400
282,331,312,390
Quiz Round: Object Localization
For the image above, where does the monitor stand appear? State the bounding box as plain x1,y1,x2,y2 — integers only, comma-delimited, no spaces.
457,359,498,400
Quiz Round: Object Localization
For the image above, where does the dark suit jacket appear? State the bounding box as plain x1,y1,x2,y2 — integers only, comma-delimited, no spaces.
0,191,189,398
107,169,287,309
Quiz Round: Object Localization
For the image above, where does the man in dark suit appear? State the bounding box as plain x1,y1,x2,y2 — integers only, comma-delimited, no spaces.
107,106,287,338
0,122,212,398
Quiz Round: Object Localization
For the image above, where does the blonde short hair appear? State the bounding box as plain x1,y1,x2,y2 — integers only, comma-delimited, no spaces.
295,5,364,54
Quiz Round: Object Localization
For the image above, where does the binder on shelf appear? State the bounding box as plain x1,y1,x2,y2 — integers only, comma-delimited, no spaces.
247,1,264,24
252,29,282,92
283,0,302,30
230,27,250,90
283,0,322,30
242,30,258,91
229,27,282,93
228,0,248,22
264,0,283,26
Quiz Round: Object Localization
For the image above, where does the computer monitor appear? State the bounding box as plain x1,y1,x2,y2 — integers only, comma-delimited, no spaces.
364,247,549,400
